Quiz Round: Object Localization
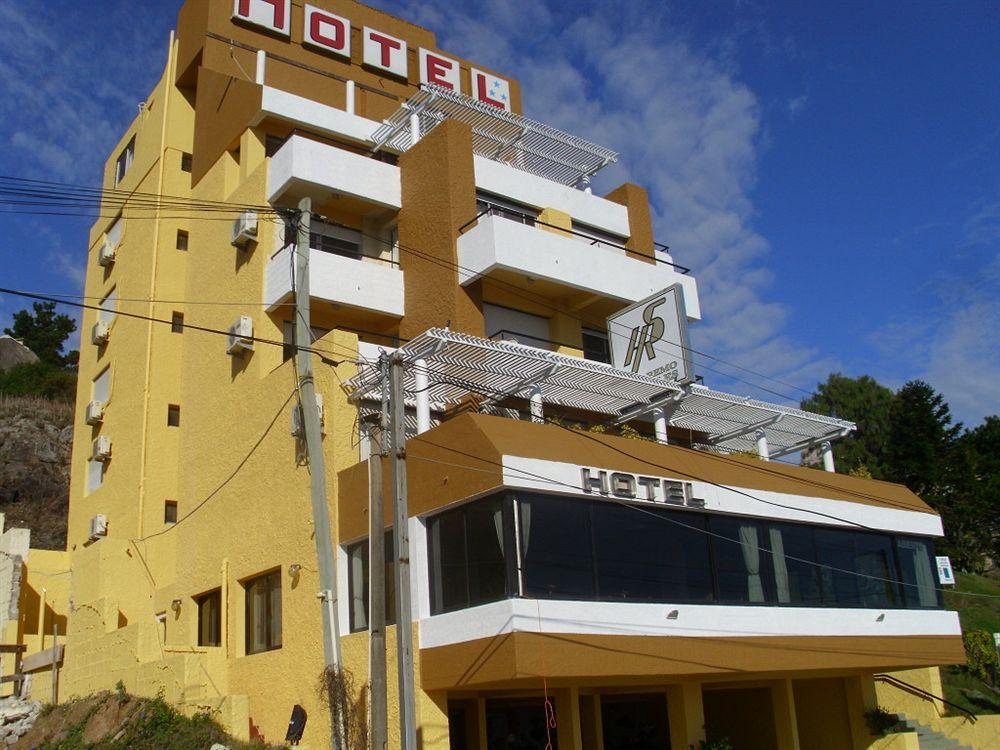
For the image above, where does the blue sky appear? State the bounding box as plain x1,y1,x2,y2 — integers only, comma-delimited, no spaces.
0,1,996,427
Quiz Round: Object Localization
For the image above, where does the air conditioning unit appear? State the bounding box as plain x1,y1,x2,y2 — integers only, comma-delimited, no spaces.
98,240,116,267
231,211,258,248
92,320,110,346
85,400,105,425
89,514,108,541
92,435,112,462
291,394,325,437
227,316,254,355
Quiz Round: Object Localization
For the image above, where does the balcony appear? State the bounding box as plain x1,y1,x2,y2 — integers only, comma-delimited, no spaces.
265,246,404,319
268,135,401,210
457,213,701,320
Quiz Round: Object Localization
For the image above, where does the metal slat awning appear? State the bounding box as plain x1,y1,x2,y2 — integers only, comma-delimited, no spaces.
345,329,855,457
370,85,619,187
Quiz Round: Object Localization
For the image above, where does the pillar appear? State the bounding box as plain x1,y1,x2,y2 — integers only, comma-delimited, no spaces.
844,675,878,750
653,407,669,444
414,358,431,434
579,694,603,750
255,50,266,84
821,441,835,472
770,679,801,750
755,429,770,461
666,683,705,750
529,385,544,423
345,80,356,115
410,113,421,147
554,688,583,750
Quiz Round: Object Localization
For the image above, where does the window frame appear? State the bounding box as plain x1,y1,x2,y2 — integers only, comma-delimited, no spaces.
114,136,136,186
195,588,222,647
346,529,397,633
244,569,282,655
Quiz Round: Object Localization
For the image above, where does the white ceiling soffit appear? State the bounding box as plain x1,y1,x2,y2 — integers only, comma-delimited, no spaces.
370,84,619,187
345,328,855,457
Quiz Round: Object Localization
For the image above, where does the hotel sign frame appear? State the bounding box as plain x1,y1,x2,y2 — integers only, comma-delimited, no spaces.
607,284,694,385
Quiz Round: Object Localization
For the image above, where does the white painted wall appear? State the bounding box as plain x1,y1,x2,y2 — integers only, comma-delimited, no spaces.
458,214,702,319
475,156,630,238
256,87,382,144
268,135,402,209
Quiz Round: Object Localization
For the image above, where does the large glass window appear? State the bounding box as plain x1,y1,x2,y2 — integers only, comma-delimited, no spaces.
710,516,772,604
429,496,509,614
346,530,396,633
897,537,941,608
245,570,281,655
767,523,824,605
520,494,595,600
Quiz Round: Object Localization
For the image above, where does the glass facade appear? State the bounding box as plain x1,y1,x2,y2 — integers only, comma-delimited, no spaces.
346,492,943,628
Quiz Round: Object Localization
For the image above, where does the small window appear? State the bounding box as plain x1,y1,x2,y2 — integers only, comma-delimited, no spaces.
245,570,282,654
347,530,396,633
99,288,118,326
86,458,105,494
310,220,362,260
167,404,181,427
180,152,193,173
115,136,135,186
582,329,611,363
164,500,178,524
92,366,112,404
171,312,184,333
176,230,189,251
196,589,222,647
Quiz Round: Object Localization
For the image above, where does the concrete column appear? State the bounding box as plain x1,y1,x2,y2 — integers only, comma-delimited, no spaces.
653,407,669,444
844,674,878,750
554,688,583,750
666,683,705,750
755,429,770,461
255,50,266,84
345,80,356,115
529,385,544,423
410,113,421,147
579,694,603,750
821,441,835,472
476,698,488,750
414,358,431,434
770,679,801,750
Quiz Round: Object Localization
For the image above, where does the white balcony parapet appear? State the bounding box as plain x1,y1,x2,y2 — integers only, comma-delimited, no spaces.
254,87,382,144
268,135,402,209
266,246,404,318
457,213,701,319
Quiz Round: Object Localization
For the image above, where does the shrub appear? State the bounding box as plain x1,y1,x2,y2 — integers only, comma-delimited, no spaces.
864,705,901,736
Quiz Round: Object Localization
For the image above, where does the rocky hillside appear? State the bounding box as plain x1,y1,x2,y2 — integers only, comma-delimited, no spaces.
0,395,72,549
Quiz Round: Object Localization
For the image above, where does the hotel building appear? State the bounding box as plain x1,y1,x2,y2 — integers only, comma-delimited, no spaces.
46,1,966,747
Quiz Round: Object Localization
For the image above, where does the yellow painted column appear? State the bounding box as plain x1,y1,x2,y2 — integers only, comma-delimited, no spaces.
239,128,266,183
770,679,801,750
554,687,583,750
666,682,706,749
417,689,451,750
845,674,878,750
579,694,603,750
537,207,573,237
476,698,488,750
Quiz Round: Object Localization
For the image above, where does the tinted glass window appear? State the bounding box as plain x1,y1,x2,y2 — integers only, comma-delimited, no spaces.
767,524,823,605
346,530,396,633
897,537,940,608
854,533,901,608
710,516,771,604
520,495,595,599
430,506,469,613
196,589,221,647
465,498,508,606
815,528,863,606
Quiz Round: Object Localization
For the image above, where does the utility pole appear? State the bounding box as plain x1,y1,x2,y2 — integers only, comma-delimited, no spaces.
294,198,346,750
389,352,418,750
368,360,388,750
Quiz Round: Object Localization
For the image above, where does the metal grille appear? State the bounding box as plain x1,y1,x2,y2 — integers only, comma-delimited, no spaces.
346,329,854,457
370,85,619,187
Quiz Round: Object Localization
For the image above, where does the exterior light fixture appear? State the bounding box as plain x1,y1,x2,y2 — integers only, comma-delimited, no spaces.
289,564,302,577
170,599,182,613
876,613,885,622
666,609,679,620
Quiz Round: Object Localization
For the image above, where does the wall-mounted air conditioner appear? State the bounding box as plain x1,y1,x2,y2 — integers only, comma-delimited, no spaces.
89,514,108,541
231,211,258,248
85,400,105,425
92,320,110,346
227,316,254,355
291,394,325,437
92,435,112,462
98,240,116,267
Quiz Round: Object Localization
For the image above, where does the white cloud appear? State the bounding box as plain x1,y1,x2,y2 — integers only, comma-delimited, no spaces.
787,94,808,117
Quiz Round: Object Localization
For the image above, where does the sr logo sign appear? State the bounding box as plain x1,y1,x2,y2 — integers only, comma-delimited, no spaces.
607,285,694,384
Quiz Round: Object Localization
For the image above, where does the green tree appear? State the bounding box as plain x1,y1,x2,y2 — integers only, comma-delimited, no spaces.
801,374,895,477
3,301,78,367
883,380,962,496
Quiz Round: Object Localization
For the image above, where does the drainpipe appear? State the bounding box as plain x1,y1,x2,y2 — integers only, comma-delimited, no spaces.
653,407,669,445
529,385,544,424
414,358,431,434
755,430,770,462
821,441,835,473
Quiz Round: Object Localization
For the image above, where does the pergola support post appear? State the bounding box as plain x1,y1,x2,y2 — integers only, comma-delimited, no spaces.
414,358,431,434
653,406,669,444
755,430,771,461
529,385,544,424
821,441,835,472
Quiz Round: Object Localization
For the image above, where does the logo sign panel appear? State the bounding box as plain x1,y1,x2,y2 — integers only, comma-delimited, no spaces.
233,0,291,38
581,468,705,509
471,69,512,111
303,5,351,59
420,49,461,91
935,555,955,586
363,27,408,78
607,284,693,384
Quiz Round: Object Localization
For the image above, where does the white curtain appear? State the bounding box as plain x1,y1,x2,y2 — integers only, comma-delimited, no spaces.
493,506,504,554
739,525,764,603
520,502,532,556
899,540,937,607
770,528,791,603
351,545,367,631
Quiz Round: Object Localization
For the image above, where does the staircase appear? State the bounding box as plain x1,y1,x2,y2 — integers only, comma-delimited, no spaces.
893,714,973,750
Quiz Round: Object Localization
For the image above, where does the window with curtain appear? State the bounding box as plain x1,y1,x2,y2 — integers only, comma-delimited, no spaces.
428,496,510,615
767,524,824,605
346,530,396,633
710,516,771,604
897,537,940,608
519,494,595,600
245,570,281,655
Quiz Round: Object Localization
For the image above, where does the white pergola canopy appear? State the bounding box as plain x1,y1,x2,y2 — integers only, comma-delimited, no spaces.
370,84,619,187
346,329,854,457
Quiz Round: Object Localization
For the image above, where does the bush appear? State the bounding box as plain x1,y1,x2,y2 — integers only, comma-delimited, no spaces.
0,361,77,401
963,629,999,687
864,706,901,736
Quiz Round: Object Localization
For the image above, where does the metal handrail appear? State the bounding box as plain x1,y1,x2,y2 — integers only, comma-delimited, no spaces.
873,673,977,723
458,202,690,274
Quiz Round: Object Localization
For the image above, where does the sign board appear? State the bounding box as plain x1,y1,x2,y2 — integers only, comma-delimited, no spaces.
935,555,955,585
607,284,694,384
